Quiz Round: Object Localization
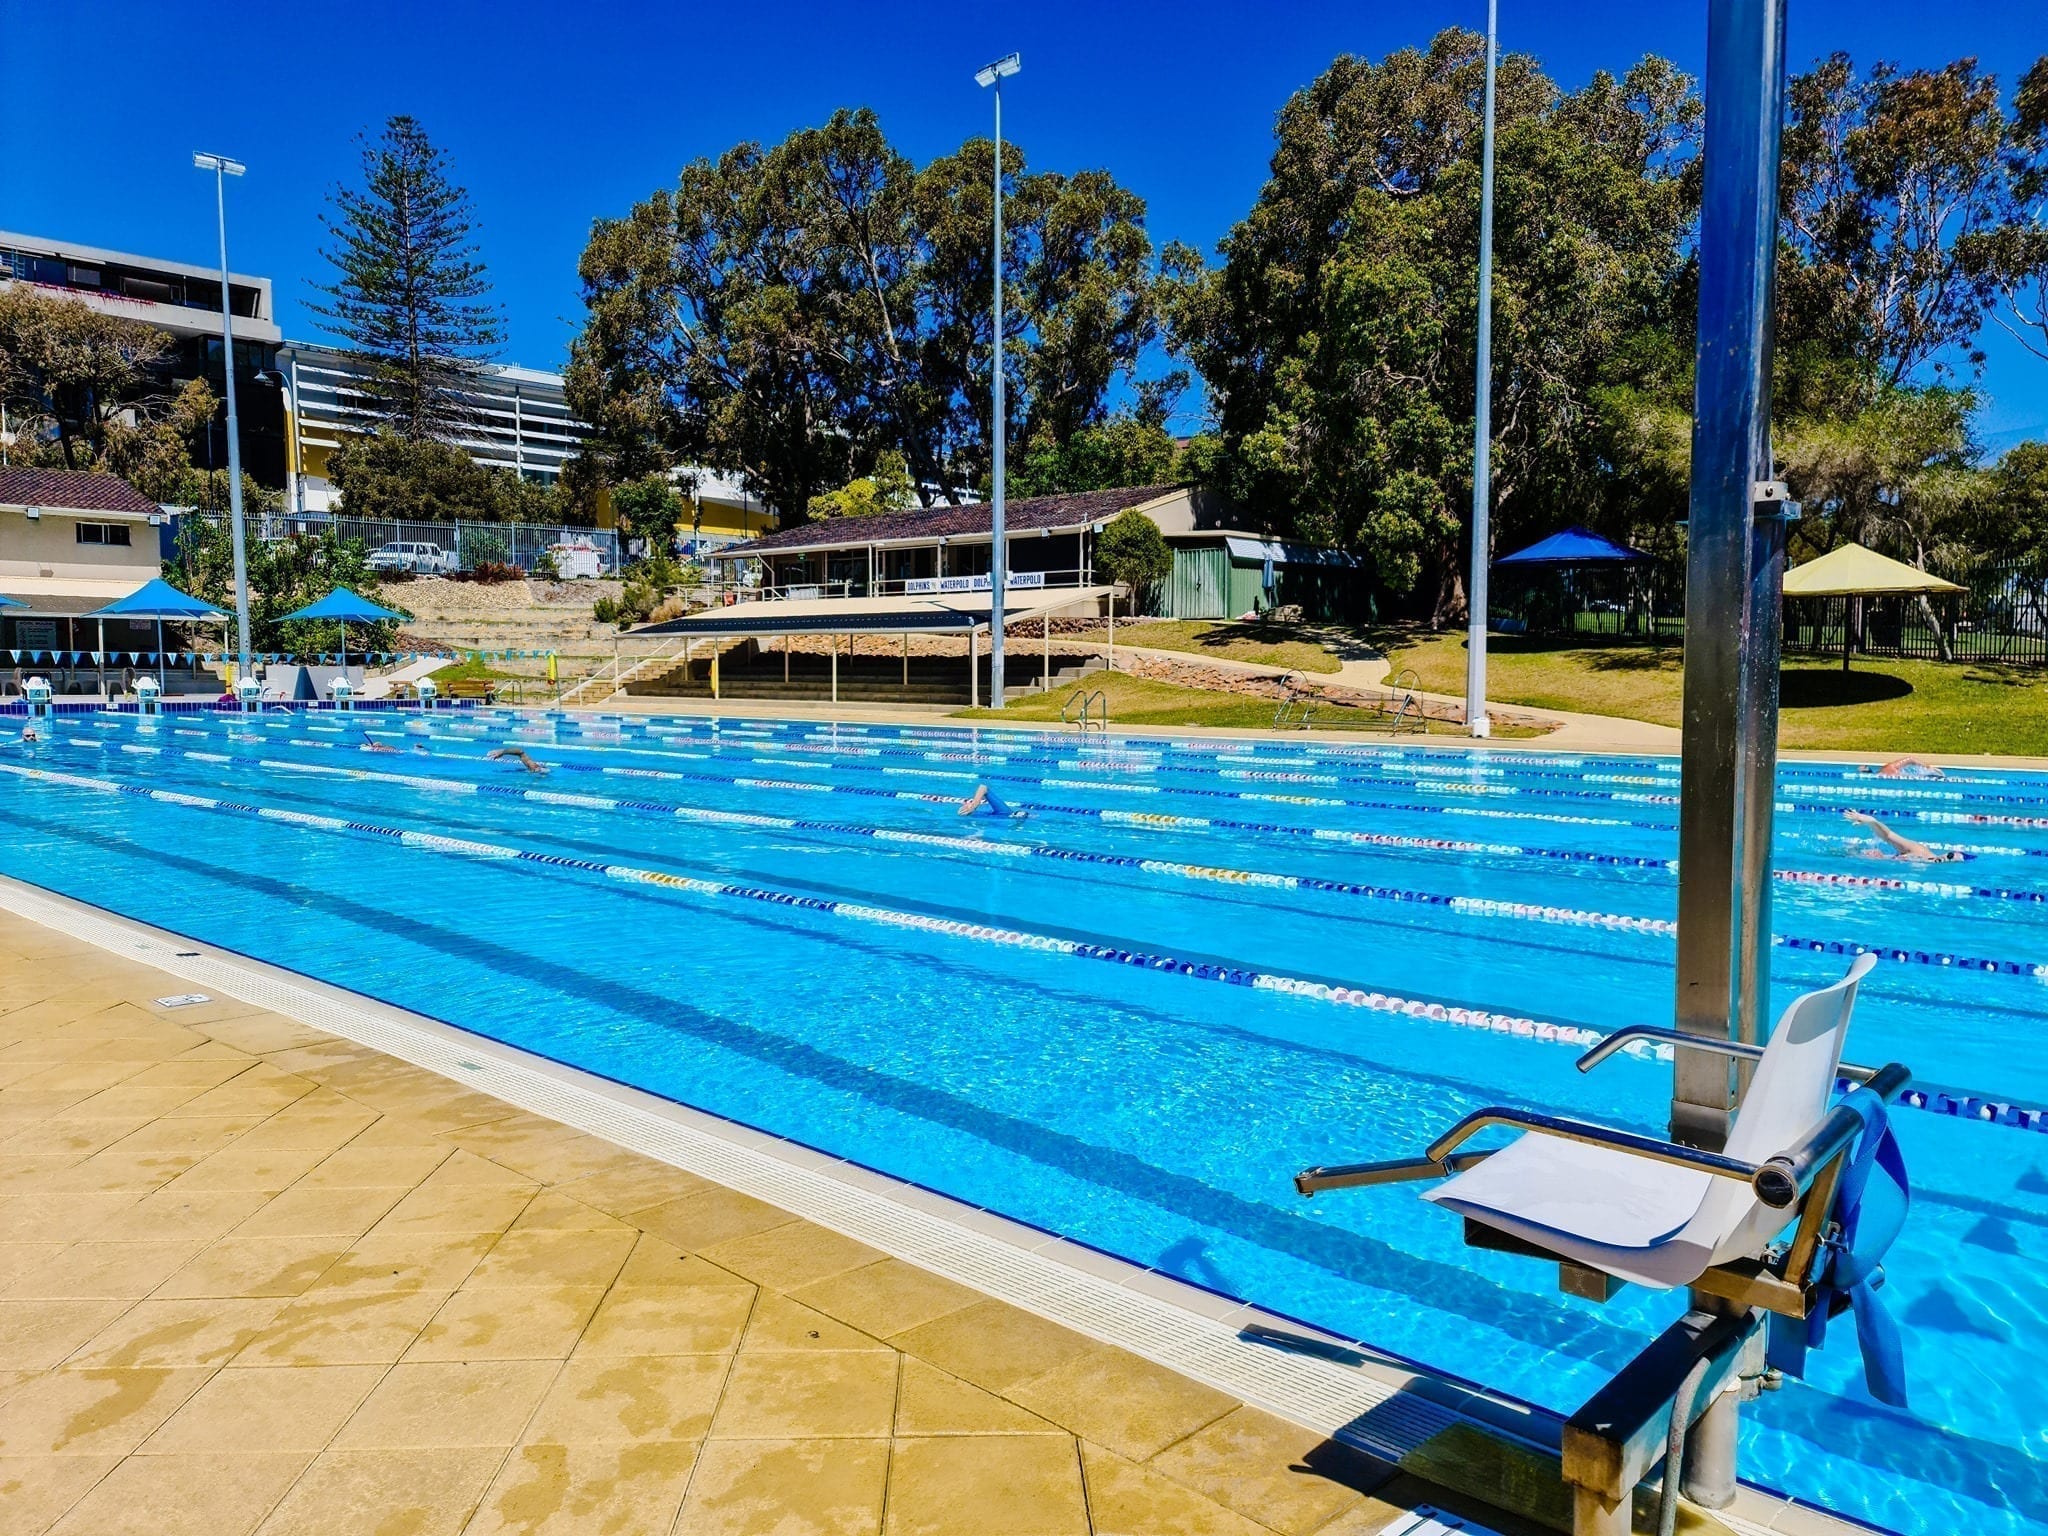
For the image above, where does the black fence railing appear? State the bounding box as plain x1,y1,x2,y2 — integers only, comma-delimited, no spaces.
1784,559,2048,668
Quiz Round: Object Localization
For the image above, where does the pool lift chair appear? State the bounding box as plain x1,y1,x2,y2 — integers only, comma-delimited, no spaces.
1295,954,1913,1536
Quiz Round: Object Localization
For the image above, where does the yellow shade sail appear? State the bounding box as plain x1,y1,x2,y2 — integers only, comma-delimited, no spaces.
1781,542,1965,598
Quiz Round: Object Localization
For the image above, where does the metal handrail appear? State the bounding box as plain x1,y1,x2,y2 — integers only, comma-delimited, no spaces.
1061,687,1106,733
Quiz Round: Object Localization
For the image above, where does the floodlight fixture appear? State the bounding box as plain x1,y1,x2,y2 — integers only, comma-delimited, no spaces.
975,53,1020,88
193,153,245,176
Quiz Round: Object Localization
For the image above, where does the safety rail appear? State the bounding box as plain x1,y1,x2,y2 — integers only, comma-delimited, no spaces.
1272,671,1318,731
1061,687,1107,733
558,642,697,707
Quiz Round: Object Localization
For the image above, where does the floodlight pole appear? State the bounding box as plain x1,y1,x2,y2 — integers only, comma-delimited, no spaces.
197,152,253,675
1464,0,1499,739
977,52,1021,709
1669,0,1792,1510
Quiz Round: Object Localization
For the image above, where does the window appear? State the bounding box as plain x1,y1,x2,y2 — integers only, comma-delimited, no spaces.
75,523,132,547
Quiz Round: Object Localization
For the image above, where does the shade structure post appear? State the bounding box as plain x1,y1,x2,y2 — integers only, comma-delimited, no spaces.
156,620,165,689
969,627,979,709
1664,0,1793,1512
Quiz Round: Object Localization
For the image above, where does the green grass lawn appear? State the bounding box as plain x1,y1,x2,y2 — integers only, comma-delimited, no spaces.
1386,629,2048,756
1109,620,1344,674
956,670,1525,736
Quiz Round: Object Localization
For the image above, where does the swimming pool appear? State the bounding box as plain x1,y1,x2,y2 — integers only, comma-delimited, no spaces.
2,706,2043,1536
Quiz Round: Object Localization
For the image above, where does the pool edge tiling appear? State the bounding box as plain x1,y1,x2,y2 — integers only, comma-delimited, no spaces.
0,871,1845,1536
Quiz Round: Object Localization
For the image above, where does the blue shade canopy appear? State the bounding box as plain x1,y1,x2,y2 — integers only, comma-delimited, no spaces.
1494,525,1653,567
83,577,229,620
280,587,407,624
0,593,25,609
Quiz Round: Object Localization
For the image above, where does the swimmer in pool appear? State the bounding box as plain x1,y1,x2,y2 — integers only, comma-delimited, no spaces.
1871,757,1945,780
357,732,399,754
959,784,1026,820
487,746,550,775
1844,809,1965,862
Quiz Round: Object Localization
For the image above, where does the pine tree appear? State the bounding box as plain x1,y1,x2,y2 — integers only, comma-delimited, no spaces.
314,115,505,440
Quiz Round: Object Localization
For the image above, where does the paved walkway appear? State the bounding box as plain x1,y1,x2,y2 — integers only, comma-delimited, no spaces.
0,909,1542,1536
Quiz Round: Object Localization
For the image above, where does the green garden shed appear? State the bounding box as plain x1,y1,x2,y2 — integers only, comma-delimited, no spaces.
1158,535,1361,622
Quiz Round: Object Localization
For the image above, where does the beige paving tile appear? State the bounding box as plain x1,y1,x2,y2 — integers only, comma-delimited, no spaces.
710,1349,898,1440
0,1193,141,1245
889,1299,1101,1394
1078,1442,1278,1536
522,1354,729,1445
0,1298,131,1369
788,1259,982,1341
462,1227,636,1290
551,1159,711,1218
332,1359,559,1448
426,1148,545,1189
157,1144,331,1194
365,1181,533,1238
404,1284,605,1362
612,1235,735,1289
0,1366,211,1455
1145,1407,1396,1536
163,1068,316,1119
1009,1342,1238,1462
467,1439,700,1536
143,1364,386,1454
635,1187,798,1253
293,1140,448,1190
740,1293,891,1354
227,1103,378,1153
0,1243,64,1292
228,1183,404,1240
0,1453,124,1533
504,1191,631,1233
45,1449,312,1536
674,1438,890,1536
232,1286,452,1367
251,1446,504,1536
893,1359,1064,1437
2,1241,203,1301
575,1284,756,1358
302,1232,497,1297
5,1113,154,1157
152,1235,349,1299
68,1296,285,1368
698,1221,885,1293
124,1058,257,1091
884,1435,1089,1536
86,1187,271,1245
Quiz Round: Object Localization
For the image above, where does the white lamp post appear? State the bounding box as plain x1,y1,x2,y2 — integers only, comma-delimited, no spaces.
1464,2,1499,739
975,51,1020,709
194,152,252,676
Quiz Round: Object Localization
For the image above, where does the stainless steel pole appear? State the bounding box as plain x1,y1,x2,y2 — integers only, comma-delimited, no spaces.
1671,0,1792,1506
209,162,253,673
988,71,1009,710
1464,0,1499,740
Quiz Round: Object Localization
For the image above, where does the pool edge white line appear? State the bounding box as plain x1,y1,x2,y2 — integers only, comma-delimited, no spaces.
0,870,1822,1536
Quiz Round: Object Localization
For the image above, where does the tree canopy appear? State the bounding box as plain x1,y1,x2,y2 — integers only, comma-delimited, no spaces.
314,115,506,440
566,108,1160,522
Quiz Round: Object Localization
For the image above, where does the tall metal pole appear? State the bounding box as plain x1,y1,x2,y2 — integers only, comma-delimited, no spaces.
1670,0,1792,1506
1464,0,1499,740
198,154,253,674
988,69,1009,708
977,52,1020,709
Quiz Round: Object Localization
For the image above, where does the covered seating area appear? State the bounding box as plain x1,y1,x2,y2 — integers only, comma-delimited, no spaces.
1781,542,1966,671
1491,525,1660,637
629,584,1115,706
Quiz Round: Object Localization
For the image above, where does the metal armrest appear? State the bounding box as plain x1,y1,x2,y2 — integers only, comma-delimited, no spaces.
1752,1062,1912,1206
1295,1150,1492,1196
1576,1024,1892,1087
1426,1107,1768,1187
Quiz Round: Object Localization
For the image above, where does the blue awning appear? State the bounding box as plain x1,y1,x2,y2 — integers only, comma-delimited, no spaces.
1494,525,1653,567
82,578,228,620
280,587,408,624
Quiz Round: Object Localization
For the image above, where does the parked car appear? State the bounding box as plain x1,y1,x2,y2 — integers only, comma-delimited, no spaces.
367,541,457,575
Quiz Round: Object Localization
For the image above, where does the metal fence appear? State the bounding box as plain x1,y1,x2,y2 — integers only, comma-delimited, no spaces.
188,510,621,576
1784,558,2048,667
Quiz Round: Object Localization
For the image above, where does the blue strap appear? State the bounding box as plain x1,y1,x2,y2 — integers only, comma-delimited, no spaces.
1767,1089,1911,1407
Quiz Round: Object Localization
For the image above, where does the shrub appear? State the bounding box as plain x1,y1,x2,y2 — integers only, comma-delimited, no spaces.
470,560,523,585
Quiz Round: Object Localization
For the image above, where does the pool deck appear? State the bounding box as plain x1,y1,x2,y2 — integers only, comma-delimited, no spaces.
0,901,1558,1536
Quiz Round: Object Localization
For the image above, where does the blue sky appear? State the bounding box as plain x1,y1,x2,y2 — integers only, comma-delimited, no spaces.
5,0,2043,452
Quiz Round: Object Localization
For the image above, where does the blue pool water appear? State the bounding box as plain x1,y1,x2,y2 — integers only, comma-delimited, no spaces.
2,706,2044,1535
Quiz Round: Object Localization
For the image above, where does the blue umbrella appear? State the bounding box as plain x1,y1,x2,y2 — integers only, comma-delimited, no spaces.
279,587,409,685
0,593,25,609
84,578,229,692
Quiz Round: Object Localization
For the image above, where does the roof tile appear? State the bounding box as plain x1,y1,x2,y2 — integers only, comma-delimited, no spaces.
0,467,160,517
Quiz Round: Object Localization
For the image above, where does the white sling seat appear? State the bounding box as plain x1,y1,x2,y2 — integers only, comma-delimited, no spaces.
1424,954,1876,1291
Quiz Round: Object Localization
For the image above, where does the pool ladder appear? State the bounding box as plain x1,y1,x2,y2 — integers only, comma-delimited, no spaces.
1272,672,1318,731
1061,687,1107,733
